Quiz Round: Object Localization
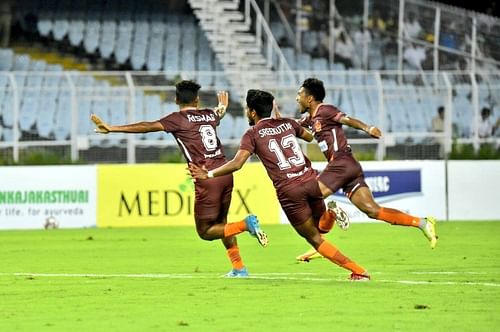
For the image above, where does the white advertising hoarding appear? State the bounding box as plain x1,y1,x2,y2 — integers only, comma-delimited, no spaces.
280,161,447,223
0,166,97,229
448,161,500,220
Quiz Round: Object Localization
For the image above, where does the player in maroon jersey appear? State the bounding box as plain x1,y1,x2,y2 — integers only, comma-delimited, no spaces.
91,80,267,278
294,78,437,262
189,89,370,281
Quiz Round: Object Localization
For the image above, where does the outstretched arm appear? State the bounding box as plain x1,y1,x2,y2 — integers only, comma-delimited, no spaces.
91,114,164,134
299,127,314,142
188,149,252,180
339,115,382,139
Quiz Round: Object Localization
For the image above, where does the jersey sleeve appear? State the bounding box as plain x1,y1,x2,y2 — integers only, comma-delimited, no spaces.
320,105,345,123
239,128,256,154
158,113,177,133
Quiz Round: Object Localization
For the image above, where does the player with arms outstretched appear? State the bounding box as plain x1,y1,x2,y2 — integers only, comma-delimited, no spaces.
295,78,438,261
189,89,370,281
91,80,267,278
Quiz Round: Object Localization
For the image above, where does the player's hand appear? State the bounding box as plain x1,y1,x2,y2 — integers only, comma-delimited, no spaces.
367,126,382,139
217,90,228,107
91,114,111,134
188,163,209,181
214,90,229,118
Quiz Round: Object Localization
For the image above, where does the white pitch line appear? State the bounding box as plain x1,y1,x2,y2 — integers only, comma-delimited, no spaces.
408,271,487,275
377,279,500,287
0,272,499,287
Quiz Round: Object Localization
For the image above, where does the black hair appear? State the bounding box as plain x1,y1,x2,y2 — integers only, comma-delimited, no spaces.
246,89,274,118
301,78,325,102
175,80,201,104
438,106,445,113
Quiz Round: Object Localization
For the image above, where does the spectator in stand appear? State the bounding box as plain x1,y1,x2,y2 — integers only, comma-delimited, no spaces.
404,12,423,40
367,8,386,36
431,106,447,157
334,29,355,69
432,106,445,133
403,42,427,69
353,23,372,68
478,107,495,138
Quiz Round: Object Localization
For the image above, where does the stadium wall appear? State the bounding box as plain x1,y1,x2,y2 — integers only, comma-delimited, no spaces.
0,161,499,229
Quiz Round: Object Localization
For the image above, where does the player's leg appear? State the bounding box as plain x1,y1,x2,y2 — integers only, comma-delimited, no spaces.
286,182,368,279
314,157,353,231
296,182,349,262
194,175,267,246
293,218,369,280
349,186,438,248
221,235,248,278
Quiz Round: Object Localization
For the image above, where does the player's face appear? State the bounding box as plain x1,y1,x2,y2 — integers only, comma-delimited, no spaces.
246,106,255,126
296,87,310,114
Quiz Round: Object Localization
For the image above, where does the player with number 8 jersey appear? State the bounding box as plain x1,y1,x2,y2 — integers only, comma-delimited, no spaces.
90,80,268,278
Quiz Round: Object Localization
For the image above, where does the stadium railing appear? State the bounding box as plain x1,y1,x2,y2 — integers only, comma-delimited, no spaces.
0,70,498,163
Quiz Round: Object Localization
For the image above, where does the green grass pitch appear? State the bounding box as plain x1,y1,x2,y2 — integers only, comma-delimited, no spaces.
1,221,499,331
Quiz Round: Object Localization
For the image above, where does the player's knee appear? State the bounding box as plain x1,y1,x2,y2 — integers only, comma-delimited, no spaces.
365,206,380,219
197,232,212,241
196,226,214,241
357,203,379,219
305,233,323,248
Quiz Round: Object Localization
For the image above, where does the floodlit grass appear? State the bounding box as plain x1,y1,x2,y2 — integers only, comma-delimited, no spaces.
1,221,499,331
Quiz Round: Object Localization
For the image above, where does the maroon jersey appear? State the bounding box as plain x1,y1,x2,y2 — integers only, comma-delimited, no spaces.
300,104,350,161
159,107,227,169
239,118,316,191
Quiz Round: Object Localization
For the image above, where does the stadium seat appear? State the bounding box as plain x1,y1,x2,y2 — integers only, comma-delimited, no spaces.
68,14,85,46
37,9,54,37
197,30,214,86
115,20,133,64
99,20,117,59
146,21,165,71
180,23,197,73
2,92,14,127
53,16,69,41
83,20,101,53
0,48,14,70
36,94,57,138
131,21,150,70
77,97,92,136
54,91,72,140
19,89,40,132
163,35,180,76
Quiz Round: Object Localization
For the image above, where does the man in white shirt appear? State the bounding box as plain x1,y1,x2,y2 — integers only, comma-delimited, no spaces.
404,43,427,69
404,12,422,40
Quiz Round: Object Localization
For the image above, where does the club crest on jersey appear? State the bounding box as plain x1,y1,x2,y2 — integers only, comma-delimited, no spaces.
313,120,322,132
